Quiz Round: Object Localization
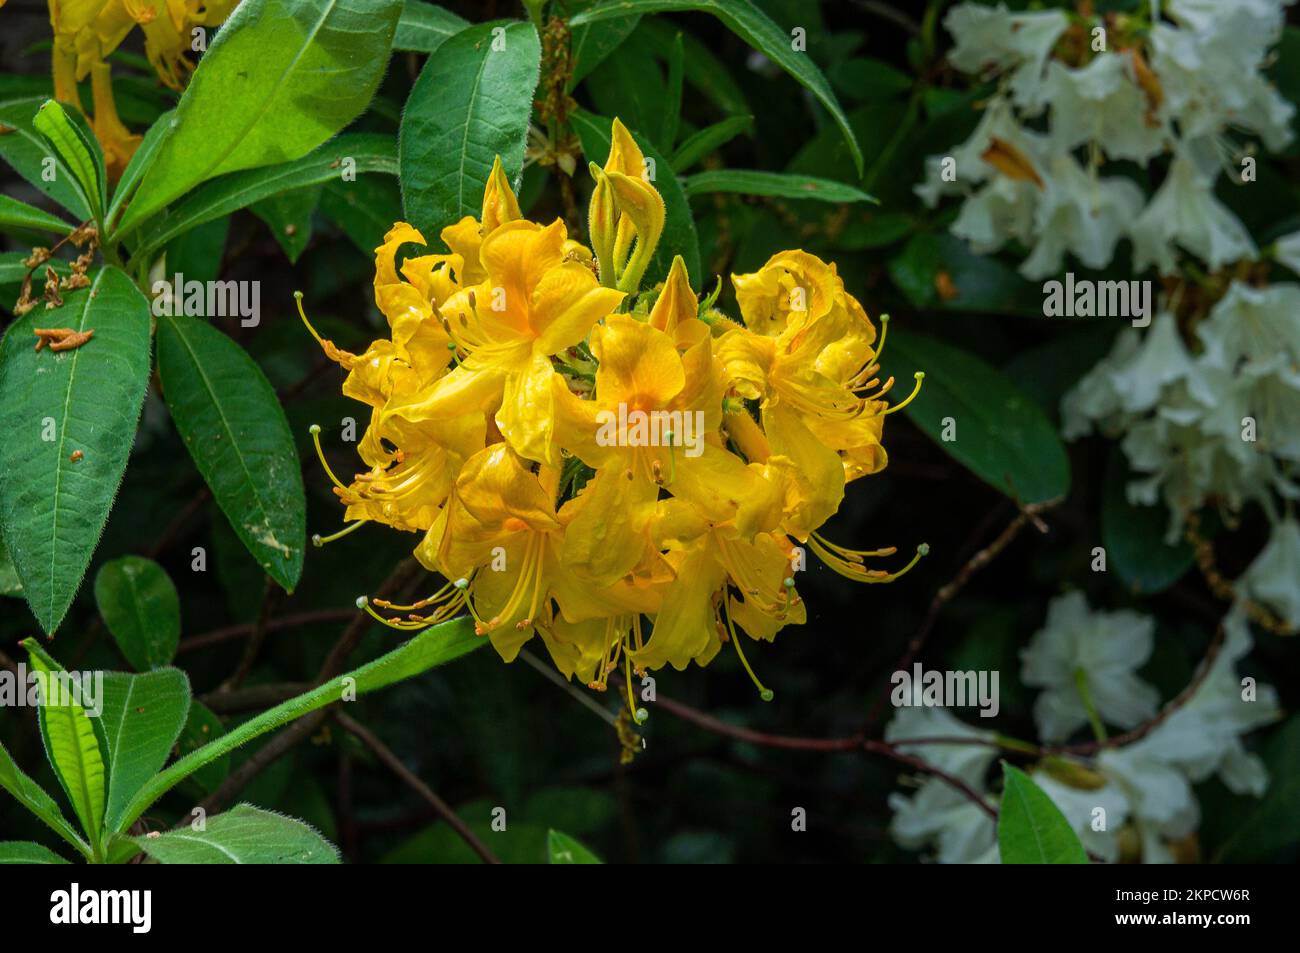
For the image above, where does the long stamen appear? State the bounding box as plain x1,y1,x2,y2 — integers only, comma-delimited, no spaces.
312,520,367,547
863,543,929,582
625,651,647,724
724,598,774,702
294,290,324,346
356,595,430,631
812,534,897,561
883,372,925,415
309,424,349,491
809,535,929,583
374,578,463,612
874,313,890,362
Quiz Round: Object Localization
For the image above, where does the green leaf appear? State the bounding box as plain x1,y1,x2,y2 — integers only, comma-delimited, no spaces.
97,669,191,833
0,741,90,859
105,109,175,232
32,100,105,220
547,828,603,863
1213,715,1300,862
164,216,230,286
135,134,396,260
93,556,182,670
395,0,468,52
669,115,752,172
0,98,92,219
882,331,1070,505
889,232,1043,317
682,169,875,203
0,841,71,864
828,56,913,102
0,535,22,596
998,763,1089,864
251,185,322,264
113,0,403,238
635,19,747,117
155,313,306,592
1101,449,1193,594
571,108,700,286
660,31,684,149
833,211,914,251
398,20,541,235
132,804,339,863
24,640,107,855
569,8,641,89
0,267,152,634
320,175,404,253
587,37,667,141
115,615,484,832
0,193,73,236
570,0,862,175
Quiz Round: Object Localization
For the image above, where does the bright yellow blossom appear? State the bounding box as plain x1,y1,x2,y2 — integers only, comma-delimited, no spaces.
306,118,926,711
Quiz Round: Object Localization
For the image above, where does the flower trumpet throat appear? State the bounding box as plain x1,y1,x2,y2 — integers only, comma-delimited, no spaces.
301,117,926,700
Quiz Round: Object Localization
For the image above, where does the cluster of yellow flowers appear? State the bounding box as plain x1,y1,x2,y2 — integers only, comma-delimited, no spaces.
303,119,924,702
36,0,236,176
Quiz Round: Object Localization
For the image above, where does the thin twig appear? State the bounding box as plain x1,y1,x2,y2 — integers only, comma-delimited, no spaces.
864,497,1060,731
849,0,922,36
518,647,618,727
650,693,996,821
217,576,279,693
177,608,356,654
145,487,210,560
190,559,421,818
200,682,311,714
334,711,501,865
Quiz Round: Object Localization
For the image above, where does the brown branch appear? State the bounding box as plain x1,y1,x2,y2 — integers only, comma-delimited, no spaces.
200,682,311,714
864,497,1060,731
145,487,210,560
317,558,423,682
217,576,279,693
190,559,422,819
177,608,357,654
650,693,996,821
334,711,500,865
189,709,332,823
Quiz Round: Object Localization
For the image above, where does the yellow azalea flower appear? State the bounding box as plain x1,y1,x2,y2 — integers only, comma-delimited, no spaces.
425,156,525,295
551,258,723,584
387,217,623,466
718,250,918,536
634,466,800,678
302,225,479,534
411,444,660,672
310,119,925,705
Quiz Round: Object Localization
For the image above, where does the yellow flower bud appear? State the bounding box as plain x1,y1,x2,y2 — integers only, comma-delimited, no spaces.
587,162,619,287
481,155,522,236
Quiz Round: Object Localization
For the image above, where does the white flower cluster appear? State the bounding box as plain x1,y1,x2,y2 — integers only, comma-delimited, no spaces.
920,1,1300,630
1062,279,1300,629
915,0,1294,279
887,593,1280,864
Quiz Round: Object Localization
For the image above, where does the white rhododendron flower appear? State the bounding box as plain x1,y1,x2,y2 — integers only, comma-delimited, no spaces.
1238,520,1300,631
885,707,999,864
1021,591,1159,742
